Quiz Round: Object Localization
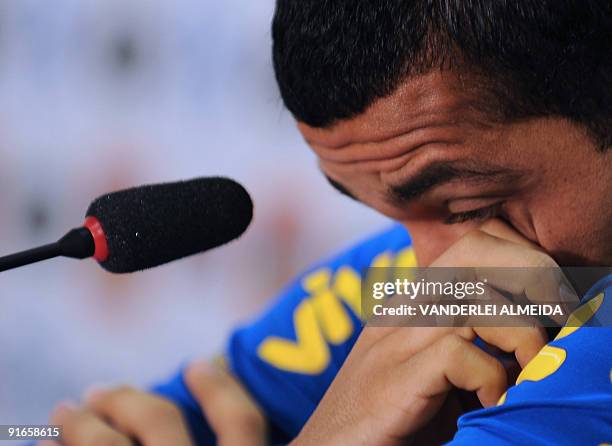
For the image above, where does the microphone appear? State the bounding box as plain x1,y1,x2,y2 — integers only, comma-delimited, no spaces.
0,177,253,274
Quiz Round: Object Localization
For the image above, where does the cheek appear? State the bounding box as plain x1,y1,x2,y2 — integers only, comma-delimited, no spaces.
524,179,610,265
530,201,610,265
533,215,583,263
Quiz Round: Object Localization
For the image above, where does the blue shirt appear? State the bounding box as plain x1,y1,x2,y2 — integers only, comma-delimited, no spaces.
153,224,612,445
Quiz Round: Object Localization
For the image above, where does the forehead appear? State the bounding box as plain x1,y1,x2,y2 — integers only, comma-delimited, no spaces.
298,71,485,149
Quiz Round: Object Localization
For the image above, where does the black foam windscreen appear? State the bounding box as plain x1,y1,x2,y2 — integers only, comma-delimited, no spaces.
86,177,253,273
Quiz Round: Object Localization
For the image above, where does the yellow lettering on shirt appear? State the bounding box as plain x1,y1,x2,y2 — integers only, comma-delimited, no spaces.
257,248,416,374
257,299,331,374
304,269,353,345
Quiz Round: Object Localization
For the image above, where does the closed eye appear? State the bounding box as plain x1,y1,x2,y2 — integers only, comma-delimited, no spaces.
444,203,502,225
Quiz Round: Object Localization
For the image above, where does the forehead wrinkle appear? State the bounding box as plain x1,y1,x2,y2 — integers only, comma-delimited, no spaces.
298,71,488,150
303,108,460,150
318,138,465,177
308,121,468,166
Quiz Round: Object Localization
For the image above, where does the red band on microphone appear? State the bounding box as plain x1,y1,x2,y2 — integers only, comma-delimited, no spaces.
84,216,109,262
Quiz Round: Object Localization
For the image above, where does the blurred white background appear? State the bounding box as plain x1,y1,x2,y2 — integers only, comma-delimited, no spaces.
0,0,389,437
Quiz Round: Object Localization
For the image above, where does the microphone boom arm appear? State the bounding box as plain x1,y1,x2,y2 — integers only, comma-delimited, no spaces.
0,227,95,272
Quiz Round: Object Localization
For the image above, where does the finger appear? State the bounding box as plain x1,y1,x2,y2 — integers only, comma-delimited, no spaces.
476,223,575,306
432,229,563,302
460,282,545,327
50,402,132,446
475,264,565,304
434,229,573,323
473,325,548,368
402,334,508,408
185,361,266,446
376,291,546,367
84,386,192,446
376,326,475,361
478,219,541,250
434,228,554,268
473,267,574,326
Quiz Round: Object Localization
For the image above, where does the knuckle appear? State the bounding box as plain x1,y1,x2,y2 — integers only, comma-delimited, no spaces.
455,327,476,340
531,252,557,268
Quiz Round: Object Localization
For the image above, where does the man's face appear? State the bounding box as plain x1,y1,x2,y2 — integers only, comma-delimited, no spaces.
298,71,612,267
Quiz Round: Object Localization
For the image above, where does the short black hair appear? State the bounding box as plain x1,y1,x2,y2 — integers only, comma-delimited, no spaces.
272,0,612,150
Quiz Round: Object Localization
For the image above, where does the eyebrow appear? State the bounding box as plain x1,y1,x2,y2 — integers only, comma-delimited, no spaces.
389,161,525,203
